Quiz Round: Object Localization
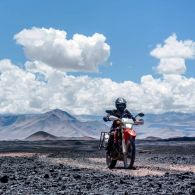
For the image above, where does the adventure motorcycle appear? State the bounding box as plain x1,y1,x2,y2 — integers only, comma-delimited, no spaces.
99,112,144,169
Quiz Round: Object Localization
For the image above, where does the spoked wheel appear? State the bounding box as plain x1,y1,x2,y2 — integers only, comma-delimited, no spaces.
106,153,117,169
123,138,136,169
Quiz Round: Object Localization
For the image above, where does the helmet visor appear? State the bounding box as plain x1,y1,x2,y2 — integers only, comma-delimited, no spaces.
116,103,126,111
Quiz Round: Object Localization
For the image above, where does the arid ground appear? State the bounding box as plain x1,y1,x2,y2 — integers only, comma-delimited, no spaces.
0,140,194,194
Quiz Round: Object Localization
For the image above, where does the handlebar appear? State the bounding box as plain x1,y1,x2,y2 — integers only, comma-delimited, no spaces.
108,115,119,121
107,115,144,125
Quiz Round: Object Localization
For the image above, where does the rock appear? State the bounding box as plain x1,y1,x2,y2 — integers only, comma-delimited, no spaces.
86,183,91,190
72,168,81,171
191,182,195,186
1,175,9,183
49,169,54,173
184,171,193,175
73,174,81,179
157,182,162,188
114,185,118,189
58,191,66,195
25,180,30,185
9,175,16,180
62,176,69,181
120,178,126,184
59,163,64,168
165,172,169,176
52,183,58,187
191,188,195,194
178,174,190,180
147,182,155,188
44,174,49,179
124,191,128,195
61,185,66,190
169,181,174,185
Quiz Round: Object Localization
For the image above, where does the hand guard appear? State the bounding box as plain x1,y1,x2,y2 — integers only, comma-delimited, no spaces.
103,116,109,122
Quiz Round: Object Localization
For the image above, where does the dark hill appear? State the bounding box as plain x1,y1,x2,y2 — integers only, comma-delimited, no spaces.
24,131,58,141
165,136,195,141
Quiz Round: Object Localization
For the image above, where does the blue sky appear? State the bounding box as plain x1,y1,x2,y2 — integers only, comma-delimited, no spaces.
0,0,195,115
1,0,195,83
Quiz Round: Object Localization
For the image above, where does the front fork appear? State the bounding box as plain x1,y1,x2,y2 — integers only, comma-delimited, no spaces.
122,129,127,154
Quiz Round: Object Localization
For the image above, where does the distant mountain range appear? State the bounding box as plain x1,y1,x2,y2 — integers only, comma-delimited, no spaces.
0,109,195,140
0,109,108,140
139,112,195,139
77,112,195,139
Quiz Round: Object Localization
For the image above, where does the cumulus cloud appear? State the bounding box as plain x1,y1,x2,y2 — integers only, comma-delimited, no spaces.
151,34,195,75
14,27,110,72
0,59,195,115
0,30,195,115
0,59,41,113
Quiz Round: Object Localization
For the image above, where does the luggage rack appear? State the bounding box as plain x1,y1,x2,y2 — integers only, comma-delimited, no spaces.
98,131,110,150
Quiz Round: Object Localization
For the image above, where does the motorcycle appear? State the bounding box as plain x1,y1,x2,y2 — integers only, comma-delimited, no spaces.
99,112,144,169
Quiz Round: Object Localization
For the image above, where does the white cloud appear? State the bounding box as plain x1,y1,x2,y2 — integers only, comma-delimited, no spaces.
0,59,195,115
14,27,110,72
0,59,42,113
151,33,195,75
0,31,195,115
156,58,186,75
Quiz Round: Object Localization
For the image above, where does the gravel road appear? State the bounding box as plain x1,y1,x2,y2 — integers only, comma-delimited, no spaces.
0,140,194,194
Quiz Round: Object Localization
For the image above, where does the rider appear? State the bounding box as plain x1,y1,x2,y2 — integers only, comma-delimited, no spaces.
103,97,136,155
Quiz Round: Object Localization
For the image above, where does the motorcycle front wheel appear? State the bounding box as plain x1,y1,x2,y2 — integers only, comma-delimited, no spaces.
106,153,117,169
123,138,135,169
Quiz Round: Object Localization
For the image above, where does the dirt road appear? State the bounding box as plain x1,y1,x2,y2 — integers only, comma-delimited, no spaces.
0,140,194,194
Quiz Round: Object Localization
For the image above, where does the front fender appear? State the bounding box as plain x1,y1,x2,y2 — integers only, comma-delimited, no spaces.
124,128,136,142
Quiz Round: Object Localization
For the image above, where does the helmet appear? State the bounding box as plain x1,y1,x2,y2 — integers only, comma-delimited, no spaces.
115,98,127,112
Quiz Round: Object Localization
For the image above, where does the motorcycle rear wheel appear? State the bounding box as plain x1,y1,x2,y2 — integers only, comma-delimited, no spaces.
106,153,117,169
123,138,135,169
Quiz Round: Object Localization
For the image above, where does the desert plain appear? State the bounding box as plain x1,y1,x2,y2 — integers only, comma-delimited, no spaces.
0,140,194,195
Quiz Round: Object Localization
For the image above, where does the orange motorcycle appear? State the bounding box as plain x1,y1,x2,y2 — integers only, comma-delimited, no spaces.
99,112,144,169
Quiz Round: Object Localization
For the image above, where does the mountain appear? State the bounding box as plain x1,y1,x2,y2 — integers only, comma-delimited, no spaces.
75,114,103,122
135,112,195,139
1,110,195,140
25,131,58,141
0,109,108,140
78,112,195,139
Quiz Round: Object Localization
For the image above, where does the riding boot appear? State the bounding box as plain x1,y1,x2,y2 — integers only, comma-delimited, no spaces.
106,132,114,155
